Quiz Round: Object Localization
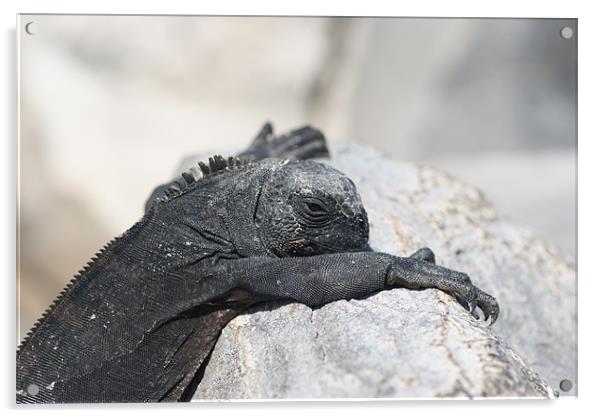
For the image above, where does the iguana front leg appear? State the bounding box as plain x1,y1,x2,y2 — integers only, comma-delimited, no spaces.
223,252,499,324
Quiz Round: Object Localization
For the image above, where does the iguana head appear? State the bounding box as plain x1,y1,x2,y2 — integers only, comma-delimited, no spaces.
256,160,370,257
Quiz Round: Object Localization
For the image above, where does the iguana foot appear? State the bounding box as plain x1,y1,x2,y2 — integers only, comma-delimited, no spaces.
387,257,499,325
409,247,436,264
238,122,330,161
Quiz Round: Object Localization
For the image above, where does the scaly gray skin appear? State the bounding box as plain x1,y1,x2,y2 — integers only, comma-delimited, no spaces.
16,123,498,403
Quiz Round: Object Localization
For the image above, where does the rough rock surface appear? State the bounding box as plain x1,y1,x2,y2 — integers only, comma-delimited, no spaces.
188,145,575,399
195,291,553,399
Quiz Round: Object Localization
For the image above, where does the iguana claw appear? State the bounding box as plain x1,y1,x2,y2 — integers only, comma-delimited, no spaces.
468,302,479,320
456,287,498,324
389,257,500,326
446,270,499,325
475,288,499,325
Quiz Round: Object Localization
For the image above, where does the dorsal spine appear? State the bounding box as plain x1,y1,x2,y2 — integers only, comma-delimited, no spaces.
160,155,251,201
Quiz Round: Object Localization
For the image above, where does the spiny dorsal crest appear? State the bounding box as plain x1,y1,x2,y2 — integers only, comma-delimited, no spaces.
160,155,249,201
17,236,119,352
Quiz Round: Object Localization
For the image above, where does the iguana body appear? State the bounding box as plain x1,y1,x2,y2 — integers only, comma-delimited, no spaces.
17,123,498,403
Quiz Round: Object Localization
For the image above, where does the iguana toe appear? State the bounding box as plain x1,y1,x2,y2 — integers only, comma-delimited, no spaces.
476,288,499,325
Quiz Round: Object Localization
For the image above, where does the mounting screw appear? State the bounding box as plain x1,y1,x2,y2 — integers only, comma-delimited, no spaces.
25,22,38,35
26,384,39,396
559,379,573,392
560,26,574,40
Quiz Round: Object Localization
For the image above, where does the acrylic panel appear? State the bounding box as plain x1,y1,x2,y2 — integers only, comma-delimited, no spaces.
17,14,577,402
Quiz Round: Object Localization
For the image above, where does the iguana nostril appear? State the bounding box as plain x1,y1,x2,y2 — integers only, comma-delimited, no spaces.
341,204,354,217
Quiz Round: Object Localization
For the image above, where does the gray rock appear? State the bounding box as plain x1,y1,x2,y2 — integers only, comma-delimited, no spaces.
195,290,553,399
188,145,574,399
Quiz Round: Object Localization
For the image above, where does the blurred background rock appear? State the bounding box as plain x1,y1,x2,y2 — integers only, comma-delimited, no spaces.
18,15,576,338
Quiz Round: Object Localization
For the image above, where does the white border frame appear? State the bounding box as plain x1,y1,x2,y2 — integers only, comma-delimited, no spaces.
2,1,598,417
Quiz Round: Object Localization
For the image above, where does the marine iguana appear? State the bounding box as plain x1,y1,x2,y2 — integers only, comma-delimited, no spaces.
16,123,499,403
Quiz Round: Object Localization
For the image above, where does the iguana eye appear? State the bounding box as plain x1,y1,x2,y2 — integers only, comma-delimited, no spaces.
296,197,332,226
305,202,326,214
